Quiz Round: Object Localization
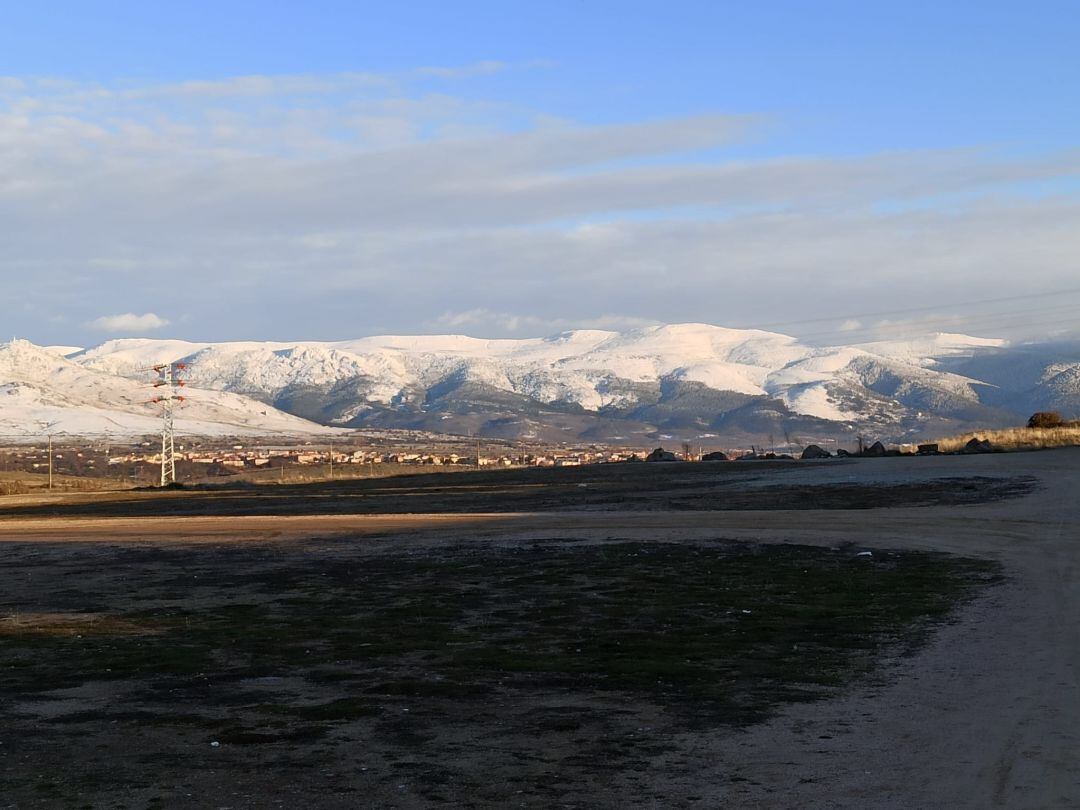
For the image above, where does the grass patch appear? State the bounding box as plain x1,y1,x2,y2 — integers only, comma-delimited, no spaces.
260,697,381,721
215,724,326,746
1,541,999,725
0,611,156,638
0,539,1001,804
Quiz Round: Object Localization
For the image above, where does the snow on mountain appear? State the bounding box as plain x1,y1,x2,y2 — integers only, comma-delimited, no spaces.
61,324,1020,427
0,340,340,438
852,333,1007,366
776,383,861,422
74,339,225,375
43,345,83,357
553,324,807,395
1036,364,1080,412
9,324,1069,441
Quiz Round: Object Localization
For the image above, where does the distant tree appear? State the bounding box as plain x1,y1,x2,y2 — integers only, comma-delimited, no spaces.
1028,412,1064,429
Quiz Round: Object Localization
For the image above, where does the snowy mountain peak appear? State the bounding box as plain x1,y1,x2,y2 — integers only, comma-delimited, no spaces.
0,339,80,379
852,332,1008,365
3,325,1072,441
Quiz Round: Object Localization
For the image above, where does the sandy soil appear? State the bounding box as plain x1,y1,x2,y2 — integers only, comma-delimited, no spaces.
1,449,1077,808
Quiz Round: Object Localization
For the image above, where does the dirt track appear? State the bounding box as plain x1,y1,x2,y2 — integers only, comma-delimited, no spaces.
511,453,1080,809
1,450,1078,808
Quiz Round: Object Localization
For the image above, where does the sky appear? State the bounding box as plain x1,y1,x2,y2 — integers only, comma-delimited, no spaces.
2,0,1079,346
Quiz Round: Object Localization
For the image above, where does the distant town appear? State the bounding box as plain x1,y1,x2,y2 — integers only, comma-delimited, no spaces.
104,441,650,471
0,431,708,487
1,426,983,490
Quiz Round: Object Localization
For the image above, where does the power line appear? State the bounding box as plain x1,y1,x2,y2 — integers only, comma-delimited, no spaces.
730,285,1080,334
797,303,1080,344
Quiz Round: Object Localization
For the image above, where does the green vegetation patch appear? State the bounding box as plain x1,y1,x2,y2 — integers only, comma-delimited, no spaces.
0,539,1001,804
1,541,999,726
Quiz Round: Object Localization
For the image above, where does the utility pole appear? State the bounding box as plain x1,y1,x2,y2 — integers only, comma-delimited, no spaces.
37,421,57,490
329,439,334,480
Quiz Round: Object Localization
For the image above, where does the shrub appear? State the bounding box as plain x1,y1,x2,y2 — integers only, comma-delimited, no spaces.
935,425,1080,452
1028,412,1065,429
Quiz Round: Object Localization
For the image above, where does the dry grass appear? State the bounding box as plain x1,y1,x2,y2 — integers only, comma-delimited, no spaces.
935,425,1080,453
0,470,133,495
232,461,490,485
0,612,156,637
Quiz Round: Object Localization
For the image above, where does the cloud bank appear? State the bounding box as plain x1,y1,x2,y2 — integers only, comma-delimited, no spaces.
89,313,170,332
1,66,1077,344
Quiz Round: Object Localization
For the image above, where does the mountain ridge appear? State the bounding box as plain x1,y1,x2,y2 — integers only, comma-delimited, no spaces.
6,324,1077,442
0,340,339,438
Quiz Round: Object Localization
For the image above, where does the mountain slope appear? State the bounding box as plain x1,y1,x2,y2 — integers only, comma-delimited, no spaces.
56,323,1075,442
10,325,1077,442
0,340,339,438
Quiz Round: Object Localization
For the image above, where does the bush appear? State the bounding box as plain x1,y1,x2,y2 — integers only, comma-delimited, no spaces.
1028,412,1065,429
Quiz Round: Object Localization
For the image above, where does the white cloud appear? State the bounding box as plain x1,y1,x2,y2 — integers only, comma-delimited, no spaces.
432,309,658,336
89,313,170,332
413,61,508,80
0,62,521,105
0,69,1078,345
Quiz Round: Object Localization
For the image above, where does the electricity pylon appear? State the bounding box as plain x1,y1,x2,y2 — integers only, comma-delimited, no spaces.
151,362,187,486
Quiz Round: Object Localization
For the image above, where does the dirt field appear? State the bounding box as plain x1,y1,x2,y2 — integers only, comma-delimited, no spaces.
0,450,1077,808
0,457,1038,519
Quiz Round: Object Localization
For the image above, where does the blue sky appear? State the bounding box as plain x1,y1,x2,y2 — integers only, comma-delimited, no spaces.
1,1,1078,344
5,1,1077,150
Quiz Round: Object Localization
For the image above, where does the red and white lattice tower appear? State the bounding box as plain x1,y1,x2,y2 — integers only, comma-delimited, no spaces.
152,362,187,486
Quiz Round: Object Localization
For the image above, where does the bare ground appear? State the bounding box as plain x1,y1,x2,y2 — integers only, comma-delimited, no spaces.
0,450,1077,808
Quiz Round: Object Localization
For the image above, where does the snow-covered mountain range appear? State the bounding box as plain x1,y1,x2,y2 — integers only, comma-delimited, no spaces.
0,340,338,439
4,324,1078,442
